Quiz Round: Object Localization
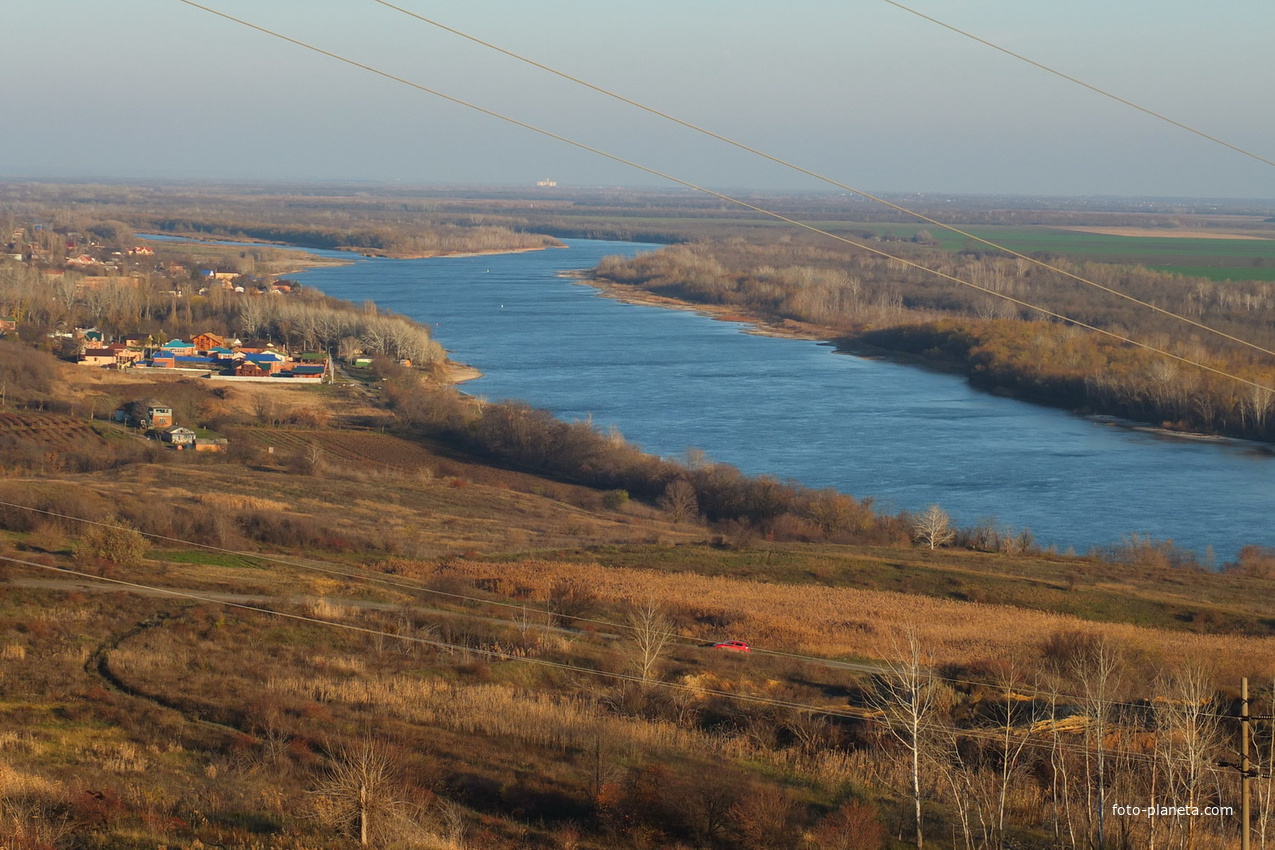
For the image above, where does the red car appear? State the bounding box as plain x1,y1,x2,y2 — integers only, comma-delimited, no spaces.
712,640,751,652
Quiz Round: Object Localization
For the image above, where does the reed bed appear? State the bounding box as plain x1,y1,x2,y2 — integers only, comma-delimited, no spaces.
444,558,1275,676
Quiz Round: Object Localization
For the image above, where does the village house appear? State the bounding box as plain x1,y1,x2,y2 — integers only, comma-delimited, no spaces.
77,348,117,367
191,332,226,352
234,360,272,378
241,352,287,374
159,339,196,356
107,343,144,366
158,425,197,448
75,327,105,343
0,316,16,333
115,400,174,430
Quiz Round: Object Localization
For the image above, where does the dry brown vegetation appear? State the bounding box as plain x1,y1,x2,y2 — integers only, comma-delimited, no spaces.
427,556,1275,680
4,186,1275,847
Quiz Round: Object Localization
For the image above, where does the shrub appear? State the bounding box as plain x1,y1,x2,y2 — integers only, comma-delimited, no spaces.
74,519,148,566
602,490,630,511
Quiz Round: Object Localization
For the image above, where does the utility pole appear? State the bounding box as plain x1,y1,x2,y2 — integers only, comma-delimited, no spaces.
1243,677,1251,850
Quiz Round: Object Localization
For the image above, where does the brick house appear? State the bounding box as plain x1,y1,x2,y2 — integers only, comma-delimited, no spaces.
115,400,174,430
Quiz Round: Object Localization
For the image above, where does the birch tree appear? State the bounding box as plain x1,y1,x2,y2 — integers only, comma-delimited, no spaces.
870,627,939,849
912,504,955,550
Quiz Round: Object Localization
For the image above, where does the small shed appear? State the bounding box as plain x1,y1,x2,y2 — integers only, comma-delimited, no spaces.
159,425,196,447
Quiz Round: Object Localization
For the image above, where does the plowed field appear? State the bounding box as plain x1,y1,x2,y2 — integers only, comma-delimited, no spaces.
0,411,109,450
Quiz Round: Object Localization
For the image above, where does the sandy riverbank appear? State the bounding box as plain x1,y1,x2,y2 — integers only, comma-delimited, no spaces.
569,272,833,343
386,244,564,260
442,361,483,384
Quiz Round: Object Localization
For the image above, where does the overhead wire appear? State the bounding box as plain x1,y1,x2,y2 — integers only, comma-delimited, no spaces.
143,0,1274,716
875,0,1275,171
366,0,1275,366
172,0,1275,398
0,0,1256,794
0,499,1249,721
0,549,1182,766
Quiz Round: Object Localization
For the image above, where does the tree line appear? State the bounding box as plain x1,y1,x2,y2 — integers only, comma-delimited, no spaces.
593,241,1275,440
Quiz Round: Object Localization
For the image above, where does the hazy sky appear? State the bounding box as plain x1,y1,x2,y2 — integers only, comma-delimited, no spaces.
4,0,1273,198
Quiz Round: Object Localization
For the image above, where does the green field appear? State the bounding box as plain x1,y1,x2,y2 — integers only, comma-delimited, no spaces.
564,209,1275,283
846,221,1275,282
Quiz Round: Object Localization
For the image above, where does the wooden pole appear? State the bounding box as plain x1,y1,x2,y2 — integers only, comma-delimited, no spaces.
1243,677,1251,850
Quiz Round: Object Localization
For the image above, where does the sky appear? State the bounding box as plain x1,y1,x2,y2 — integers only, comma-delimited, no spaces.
3,0,1273,199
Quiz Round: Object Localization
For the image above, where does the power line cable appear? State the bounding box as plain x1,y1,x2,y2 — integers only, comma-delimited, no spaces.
172,0,1275,398
366,0,1275,365
1,550,1180,765
0,499,1251,721
876,0,1275,171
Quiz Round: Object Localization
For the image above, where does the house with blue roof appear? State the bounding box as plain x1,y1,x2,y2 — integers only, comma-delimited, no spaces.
160,339,196,356
242,351,287,374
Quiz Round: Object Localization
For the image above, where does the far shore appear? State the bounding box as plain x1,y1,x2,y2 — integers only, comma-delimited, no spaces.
141,231,562,269
569,271,831,343
376,244,564,260
573,272,1261,445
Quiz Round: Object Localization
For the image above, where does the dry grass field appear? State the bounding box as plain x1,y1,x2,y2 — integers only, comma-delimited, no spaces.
431,556,1275,681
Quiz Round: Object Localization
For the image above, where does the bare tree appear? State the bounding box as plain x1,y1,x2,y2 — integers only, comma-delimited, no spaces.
1255,677,1275,850
869,626,939,849
1072,637,1124,850
626,598,676,684
657,479,699,523
1153,664,1223,850
314,738,400,846
912,504,955,550
303,441,326,477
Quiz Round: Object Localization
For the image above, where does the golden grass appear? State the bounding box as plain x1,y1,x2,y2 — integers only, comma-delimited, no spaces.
305,597,348,621
266,670,868,787
0,763,61,797
444,558,1275,677
198,492,292,514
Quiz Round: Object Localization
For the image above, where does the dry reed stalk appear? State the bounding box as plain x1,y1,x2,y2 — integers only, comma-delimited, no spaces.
440,558,1275,675
198,492,292,513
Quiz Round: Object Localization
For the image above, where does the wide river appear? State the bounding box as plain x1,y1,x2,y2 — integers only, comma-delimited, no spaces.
291,238,1272,561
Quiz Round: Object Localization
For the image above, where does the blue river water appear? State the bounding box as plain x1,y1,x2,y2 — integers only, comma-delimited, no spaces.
280,239,1272,560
